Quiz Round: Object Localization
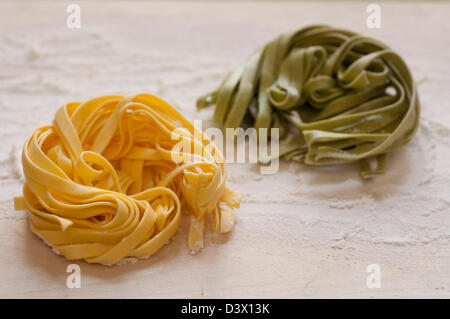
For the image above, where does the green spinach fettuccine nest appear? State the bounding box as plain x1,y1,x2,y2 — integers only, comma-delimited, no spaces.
197,25,420,178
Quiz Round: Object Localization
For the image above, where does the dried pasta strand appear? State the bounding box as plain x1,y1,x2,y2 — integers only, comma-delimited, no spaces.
197,25,420,178
14,93,240,265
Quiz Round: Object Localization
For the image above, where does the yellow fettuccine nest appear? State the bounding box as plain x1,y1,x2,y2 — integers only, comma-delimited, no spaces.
14,94,240,265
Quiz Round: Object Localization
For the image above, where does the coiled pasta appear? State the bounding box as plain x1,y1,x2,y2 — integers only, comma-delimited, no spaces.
14,94,240,265
197,25,420,178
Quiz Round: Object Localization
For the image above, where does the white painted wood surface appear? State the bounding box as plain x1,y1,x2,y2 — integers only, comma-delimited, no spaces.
0,1,449,298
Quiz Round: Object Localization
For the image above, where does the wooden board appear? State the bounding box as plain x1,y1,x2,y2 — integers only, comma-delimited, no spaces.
0,1,449,298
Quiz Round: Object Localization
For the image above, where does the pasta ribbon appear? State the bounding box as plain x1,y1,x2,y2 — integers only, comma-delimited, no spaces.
197,25,420,178
14,94,240,265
